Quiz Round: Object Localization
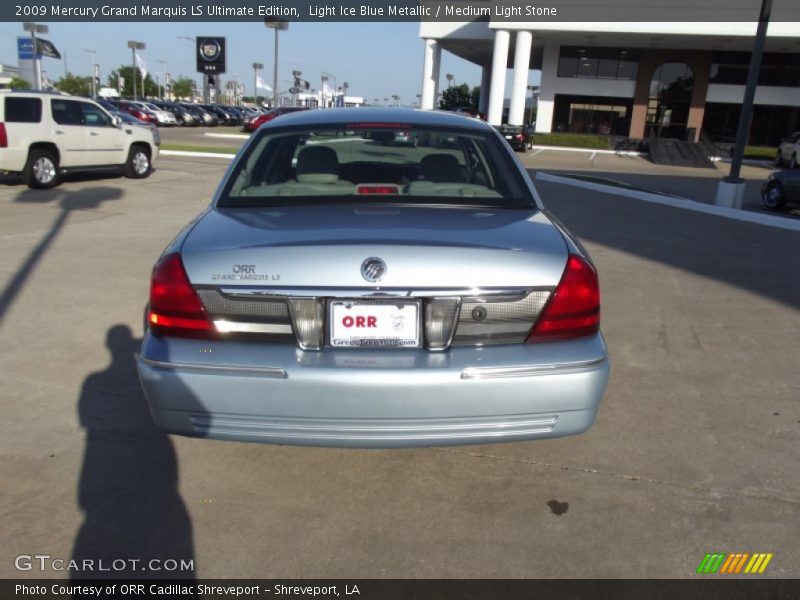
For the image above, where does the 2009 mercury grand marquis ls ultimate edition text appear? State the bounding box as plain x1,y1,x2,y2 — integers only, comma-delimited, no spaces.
137,108,610,448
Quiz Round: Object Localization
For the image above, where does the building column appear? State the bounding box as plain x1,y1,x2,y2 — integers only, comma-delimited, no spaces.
420,38,441,111
630,51,657,140
535,43,558,133
686,52,712,142
508,31,533,126
487,29,510,126
479,66,491,115
431,42,441,107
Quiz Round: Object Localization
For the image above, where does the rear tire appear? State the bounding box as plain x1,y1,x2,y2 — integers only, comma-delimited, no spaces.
790,155,798,170
22,149,59,190
762,181,786,211
775,151,782,166
123,144,151,179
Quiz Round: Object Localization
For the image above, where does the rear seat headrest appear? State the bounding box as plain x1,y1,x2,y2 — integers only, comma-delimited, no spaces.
419,153,464,183
296,146,340,184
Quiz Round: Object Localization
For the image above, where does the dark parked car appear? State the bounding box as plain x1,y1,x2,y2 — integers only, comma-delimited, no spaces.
495,124,532,152
181,103,217,126
762,169,800,211
200,105,240,126
154,102,197,127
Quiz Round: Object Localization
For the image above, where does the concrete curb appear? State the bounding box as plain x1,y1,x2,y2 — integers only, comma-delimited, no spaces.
536,172,800,233
160,150,235,160
529,145,643,157
203,132,250,140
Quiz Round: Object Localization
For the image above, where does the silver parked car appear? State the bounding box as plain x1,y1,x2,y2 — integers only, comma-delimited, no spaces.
138,108,610,448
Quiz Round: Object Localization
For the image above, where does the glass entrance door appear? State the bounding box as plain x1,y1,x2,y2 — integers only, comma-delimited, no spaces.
647,63,694,140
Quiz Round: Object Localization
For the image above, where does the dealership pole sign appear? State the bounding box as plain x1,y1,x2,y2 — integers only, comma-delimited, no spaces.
196,37,226,75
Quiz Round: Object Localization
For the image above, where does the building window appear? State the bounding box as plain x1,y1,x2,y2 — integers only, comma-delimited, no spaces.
576,48,598,78
703,103,800,147
553,94,633,135
558,47,639,80
710,51,800,87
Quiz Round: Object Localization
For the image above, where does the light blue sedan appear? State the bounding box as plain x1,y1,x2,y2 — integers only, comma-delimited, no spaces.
138,108,610,448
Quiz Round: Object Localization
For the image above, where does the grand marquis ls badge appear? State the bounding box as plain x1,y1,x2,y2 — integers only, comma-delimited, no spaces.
361,257,386,283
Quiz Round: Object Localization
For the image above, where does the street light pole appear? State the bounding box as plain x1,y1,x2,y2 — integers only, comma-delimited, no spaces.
84,48,97,98
127,40,145,100
264,20,288,108
273,29,278,107
715,0,773,208
23,22,48,90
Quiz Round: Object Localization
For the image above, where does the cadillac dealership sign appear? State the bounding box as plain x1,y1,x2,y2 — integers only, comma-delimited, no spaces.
196,37,226,74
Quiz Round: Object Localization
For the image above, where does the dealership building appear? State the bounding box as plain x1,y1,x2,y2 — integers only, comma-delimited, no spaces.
419,18,800,146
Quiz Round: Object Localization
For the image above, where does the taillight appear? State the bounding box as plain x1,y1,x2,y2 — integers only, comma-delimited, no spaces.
527,255,600,342
0,123,7,148
148,253,217,339
516,134,524,141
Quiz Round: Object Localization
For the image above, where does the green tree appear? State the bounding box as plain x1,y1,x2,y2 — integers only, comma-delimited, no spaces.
470,86,481,112
4,76,32,90
438,83,472,110
171,76,195,100
243,95,269,106
55,73,92,95
107,66,158,98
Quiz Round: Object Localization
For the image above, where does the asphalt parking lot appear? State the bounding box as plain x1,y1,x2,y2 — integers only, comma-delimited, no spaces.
0,153,798,578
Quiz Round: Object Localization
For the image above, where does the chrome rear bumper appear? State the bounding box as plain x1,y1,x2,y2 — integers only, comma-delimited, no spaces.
138,334,610,448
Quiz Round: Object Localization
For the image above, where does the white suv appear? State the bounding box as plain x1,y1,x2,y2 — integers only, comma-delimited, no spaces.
0,91,158,189
776,132,799,170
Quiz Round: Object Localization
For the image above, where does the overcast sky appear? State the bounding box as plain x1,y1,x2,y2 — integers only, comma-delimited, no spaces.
0,21,497,103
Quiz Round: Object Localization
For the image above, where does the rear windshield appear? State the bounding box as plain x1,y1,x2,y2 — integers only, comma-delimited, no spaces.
218,124,534,209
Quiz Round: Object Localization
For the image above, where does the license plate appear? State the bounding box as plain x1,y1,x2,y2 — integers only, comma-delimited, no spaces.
505,135,513,139
329,301,420,348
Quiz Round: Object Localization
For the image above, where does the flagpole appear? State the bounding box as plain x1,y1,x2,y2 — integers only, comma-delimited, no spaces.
131,47,136,100
127,40,145,100
23,23,48,90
